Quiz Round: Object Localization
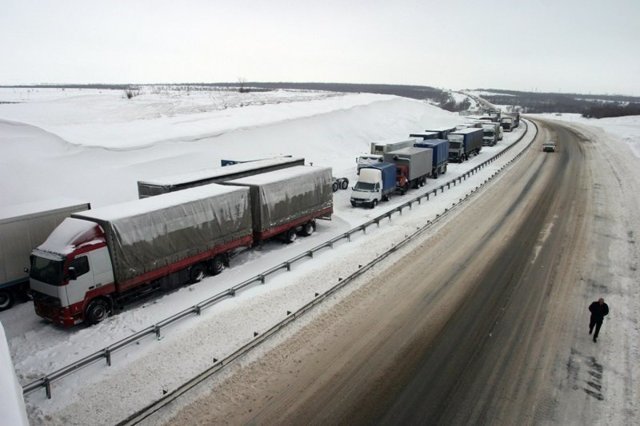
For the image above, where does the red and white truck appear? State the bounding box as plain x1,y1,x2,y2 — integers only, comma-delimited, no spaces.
29,166,333,326
29,184,254,326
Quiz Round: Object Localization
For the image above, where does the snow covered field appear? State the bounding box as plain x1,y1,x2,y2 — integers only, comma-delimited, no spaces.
1,86,638,424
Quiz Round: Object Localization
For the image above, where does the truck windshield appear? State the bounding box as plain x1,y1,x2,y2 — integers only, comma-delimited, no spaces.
448,135,463,143
449,141,461,149
354,181,376,191
30,255,64,286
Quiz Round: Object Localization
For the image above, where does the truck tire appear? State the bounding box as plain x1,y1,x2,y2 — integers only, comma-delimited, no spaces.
332,181,339,193
433,169,438,179
301,221,315,236
85,298,111,325
0,289,14,311
351,201,357,207
209,255,225,276
189,263,206,283
340,178,349,190
285,228,297,244
370,199,378,209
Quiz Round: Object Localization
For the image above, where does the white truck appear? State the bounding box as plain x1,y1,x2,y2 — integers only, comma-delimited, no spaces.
0,199,90,311
350,163,397,209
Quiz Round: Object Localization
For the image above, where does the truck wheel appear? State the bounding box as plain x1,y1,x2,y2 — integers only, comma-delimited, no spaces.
189,263,206,283
301,221,315,236
332,181,339,192
443,165,448,174
209,256,225,276
0,289,14,311
433,170,438,179
285,228,297,244
370,199,378,209
85,298,111,325
340,178,349,190
351,201,357,207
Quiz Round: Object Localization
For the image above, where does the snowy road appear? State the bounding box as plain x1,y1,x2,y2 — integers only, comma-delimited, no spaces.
158,118,639,425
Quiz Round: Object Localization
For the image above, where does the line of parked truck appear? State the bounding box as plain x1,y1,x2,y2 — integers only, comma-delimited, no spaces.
351,111,520,209
2,159,334,326
1,109,521,325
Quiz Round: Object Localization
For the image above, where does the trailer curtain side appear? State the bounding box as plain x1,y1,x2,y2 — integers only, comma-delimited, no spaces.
73,185,252,284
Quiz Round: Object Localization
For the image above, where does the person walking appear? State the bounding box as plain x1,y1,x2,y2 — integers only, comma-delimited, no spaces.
589,298,609,342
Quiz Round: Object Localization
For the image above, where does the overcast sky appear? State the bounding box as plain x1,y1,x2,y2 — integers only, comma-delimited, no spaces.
1,0,639,95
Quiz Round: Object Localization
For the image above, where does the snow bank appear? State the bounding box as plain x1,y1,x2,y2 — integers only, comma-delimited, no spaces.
0,89,464,208
0,322,28,426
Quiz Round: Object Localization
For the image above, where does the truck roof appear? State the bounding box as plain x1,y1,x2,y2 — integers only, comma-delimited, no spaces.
228,165,330,186
386,146,432,156
409,132,438,138
138,156,304,186
0,198,90,224
424,126,457,132
75,183,246,222
450,127,484,135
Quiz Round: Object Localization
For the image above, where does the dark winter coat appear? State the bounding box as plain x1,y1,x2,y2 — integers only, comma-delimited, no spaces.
589,302,609,322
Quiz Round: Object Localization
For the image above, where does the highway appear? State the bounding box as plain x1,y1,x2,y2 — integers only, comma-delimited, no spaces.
153,118,638,425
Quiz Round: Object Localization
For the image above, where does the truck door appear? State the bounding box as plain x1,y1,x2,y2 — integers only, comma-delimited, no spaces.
64,255,95,307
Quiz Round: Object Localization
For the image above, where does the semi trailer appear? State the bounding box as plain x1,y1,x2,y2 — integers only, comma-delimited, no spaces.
30,166,333,326
137,156,304,198
0,199,90,311
225,166,333,243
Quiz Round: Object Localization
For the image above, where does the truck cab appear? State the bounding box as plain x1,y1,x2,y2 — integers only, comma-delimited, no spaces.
350,163,396,209
29,218,114,326
351,168,384,208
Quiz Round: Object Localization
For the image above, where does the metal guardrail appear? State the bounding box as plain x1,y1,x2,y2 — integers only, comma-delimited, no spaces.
23,120,537,400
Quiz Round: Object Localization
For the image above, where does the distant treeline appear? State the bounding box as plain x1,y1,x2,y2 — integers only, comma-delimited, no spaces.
0,82,446,102
210,82,445,101
478,88,640,118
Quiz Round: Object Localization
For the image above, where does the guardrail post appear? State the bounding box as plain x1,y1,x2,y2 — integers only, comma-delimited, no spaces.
308,250,314,258
44,378,51,399
346,232,351,242
105,348,112,367
259,274,265,284
285,262,291,271
154,325,161,340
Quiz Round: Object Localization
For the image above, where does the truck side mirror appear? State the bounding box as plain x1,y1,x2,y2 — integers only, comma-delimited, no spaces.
68,266,78,280
23,267,29,273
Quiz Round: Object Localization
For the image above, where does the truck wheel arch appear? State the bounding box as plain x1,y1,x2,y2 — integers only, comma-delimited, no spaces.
208,255,226,276
85,297,112,325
